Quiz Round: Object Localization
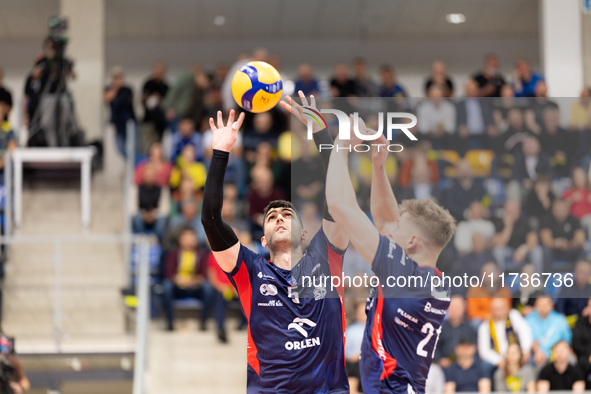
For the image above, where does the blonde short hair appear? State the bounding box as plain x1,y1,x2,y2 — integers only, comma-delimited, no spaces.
400,199,456,248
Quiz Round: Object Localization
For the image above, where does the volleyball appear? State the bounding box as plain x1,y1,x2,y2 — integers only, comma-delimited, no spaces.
231,61,283,113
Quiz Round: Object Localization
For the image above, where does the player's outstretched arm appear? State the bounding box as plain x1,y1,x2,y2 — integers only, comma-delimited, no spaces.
370,133,400,234
326,138,380,265
201,109,246,273
280,91,348,250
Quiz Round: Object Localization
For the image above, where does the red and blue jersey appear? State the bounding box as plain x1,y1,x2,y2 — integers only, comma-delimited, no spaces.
225,227,349,393
360,235,450,394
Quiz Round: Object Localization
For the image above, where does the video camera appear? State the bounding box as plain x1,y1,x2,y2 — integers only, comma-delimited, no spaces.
48,16,68,60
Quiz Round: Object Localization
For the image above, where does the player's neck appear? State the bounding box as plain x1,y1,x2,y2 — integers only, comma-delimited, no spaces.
408,249,438,269
270,248,303,271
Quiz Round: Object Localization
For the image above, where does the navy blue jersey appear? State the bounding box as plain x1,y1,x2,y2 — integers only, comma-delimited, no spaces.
360,235,451,394
225,227,349,393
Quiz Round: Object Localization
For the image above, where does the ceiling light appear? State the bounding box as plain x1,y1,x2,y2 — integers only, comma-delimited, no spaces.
214,16,226,26
446,13,466,24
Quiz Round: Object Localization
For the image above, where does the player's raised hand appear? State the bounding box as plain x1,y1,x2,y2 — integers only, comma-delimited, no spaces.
372,133,389,168
209,109,245,153
280,90,325,134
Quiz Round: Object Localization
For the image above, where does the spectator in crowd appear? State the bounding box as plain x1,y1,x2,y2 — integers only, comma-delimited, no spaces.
140,62,169,153
243,112,280,153
523,175,555,227
170,117,203,164
169,144,207,191
293,63,319,96
572,298,591,389
526,296,572,367
247,165,284,239
163,64,210,133
0,103,16,184
539,107,574,177
512,59,544,98
435,296,478,368
345,301,367,394
455,79,494,153
161,228,213,331
379,65,407,98
563,167,591,237
426,363,446,394
493,343,536,393
22,65,43,127
540,200,586,271
397,153,440,202
425,61,454,97
525,82,559,135
103,66,135,159
512,263,545,315
537,341,585,392
0,67,12,120
454,201,495,256
502,107,532,155
352,57,378,97
397,142,438,189
416,85,456,149
491,200,542,273
329,63,356,97
220,182,248,231
466,261,512,321
444,339,491,393
508,136,552,203
477,298,533,370
134,142,172,188
454,233,496,293
132,163,166,239
570,87,591,131
444,160,487,222
556,260,591,317
167,195,207,244
473,54,506,98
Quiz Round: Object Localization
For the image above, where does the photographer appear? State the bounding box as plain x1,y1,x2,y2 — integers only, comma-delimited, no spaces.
31,33,76,147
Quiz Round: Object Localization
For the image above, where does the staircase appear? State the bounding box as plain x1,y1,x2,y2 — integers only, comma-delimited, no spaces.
2,137,134,352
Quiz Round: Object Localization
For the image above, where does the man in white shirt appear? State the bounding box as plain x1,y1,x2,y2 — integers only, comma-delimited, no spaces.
416,85,456,150
477,297,533,368
454,201,496,255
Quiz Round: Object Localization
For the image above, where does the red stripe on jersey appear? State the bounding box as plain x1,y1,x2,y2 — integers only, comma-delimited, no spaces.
327,245,347,366
233,260,260,375
371,289,397,380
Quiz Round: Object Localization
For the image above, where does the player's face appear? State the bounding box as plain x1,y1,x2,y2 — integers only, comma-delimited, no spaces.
262,208,304,250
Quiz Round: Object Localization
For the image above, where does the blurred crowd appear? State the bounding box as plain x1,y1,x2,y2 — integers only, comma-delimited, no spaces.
1,48,591,393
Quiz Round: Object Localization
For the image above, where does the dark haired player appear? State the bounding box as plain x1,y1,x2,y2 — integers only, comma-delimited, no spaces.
326,123,456,394
201,94,349,393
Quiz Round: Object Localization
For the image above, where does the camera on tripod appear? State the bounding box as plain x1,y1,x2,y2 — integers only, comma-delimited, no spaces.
48,16,69,63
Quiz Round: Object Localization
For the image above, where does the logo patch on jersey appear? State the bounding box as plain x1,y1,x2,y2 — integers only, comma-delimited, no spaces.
424,302,446,315
257,271,275,281
285,318,320,351
397,308,418,324
258,300,283,307
260,283,278,296
313,286,327,300
287,317,317,337
394,316,409,328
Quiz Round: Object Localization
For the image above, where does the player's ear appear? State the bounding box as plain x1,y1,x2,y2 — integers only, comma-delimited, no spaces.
408,235,419,250
261,236,268,248
301,229,307,243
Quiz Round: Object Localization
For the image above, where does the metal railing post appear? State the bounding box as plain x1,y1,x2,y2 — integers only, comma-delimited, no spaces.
53,239,63,352
5,151,12,238
132,236,150,394
124,120,136,286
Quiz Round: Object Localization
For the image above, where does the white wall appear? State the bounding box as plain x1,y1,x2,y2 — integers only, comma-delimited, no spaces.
1,35,541,132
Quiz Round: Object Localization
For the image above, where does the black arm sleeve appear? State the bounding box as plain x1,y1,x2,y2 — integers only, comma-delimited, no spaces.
313,128,335,222
201,149,239,251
